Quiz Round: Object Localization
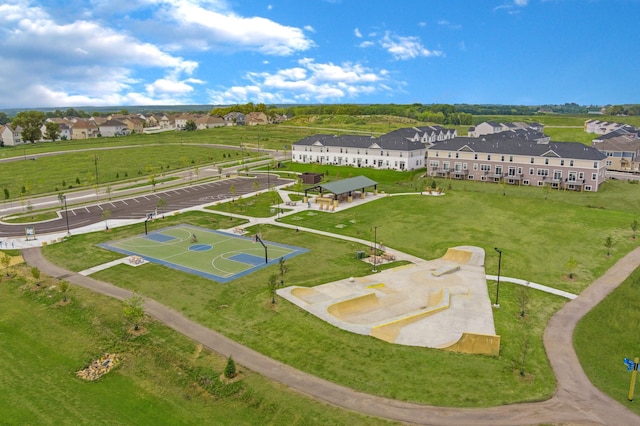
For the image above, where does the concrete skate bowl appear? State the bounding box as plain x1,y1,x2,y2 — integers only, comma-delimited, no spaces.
280,246,500,356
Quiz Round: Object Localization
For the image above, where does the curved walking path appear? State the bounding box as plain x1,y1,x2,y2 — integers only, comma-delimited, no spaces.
22,246,640,425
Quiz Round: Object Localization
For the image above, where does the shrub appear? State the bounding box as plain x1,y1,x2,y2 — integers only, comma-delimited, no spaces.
224,355,237,379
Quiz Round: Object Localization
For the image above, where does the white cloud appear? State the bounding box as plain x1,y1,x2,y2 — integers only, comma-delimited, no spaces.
154,0,314,56
359,41,375,48
0,0,199,107
354,28,362,38
207,58,391,104
380,32,443,60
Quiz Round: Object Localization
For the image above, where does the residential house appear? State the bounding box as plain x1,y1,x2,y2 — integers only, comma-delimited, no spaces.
40,118,73,141
99,119,130,137
378,125,457,147
224,112,245,126
245,111,268,126
584,119,626,135
592,128,640,172
1,124,23,146
122,117,144,134
468,121,544,138
158,115,172,129
195,115,225,130
292,133,426,171
174,113,201,130
426,135,607,192
71,119,99,139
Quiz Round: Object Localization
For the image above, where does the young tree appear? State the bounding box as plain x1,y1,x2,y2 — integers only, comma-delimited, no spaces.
224,355,237,379
516,284,530,318
565,257,578,280
123,294,145,331
59,280,70,302
632,219,638,240
267,273,279,304
156,197,168,214
1,253,11,277
605,235,613,257
31,266,41,285
229,184,236,201
278,257,288,287
101,209,112,230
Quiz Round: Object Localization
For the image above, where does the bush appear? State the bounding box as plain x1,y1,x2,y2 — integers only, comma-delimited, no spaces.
224,355,237,379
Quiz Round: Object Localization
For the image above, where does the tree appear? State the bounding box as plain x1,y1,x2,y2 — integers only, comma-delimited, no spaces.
1,253,11,277
267,273,279,304
31,266,41,285
565,257,578,279
605,235,613,257
224,355,237,379
632,219,638,240
278,257,288,287
123,294,145,331
3,188,9,201
516,284,530,318
101,209,112,230
229,184,236,201
185,120,197,131
12,111,46,143
44,121,61,141
59,280,70,302
156,197,168,214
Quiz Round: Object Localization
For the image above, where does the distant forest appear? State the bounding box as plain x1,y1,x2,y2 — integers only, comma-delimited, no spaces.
2,102,640,127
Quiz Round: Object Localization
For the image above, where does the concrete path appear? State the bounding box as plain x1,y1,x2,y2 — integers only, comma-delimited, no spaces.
21,245,640,425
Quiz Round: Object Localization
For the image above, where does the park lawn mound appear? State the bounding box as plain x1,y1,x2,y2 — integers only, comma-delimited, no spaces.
76,353,120,381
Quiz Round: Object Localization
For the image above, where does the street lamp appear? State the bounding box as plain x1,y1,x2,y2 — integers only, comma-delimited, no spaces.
493,247,502,308
62,195,70,235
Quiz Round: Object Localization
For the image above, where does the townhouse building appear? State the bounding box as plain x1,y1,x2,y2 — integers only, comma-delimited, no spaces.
292,134,426,171
1,124,23,146
427,135,607,191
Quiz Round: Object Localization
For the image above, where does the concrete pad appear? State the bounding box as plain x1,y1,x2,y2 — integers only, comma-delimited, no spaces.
278,246,500,355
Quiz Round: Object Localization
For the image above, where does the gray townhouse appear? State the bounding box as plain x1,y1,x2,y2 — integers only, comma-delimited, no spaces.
427,134,607,192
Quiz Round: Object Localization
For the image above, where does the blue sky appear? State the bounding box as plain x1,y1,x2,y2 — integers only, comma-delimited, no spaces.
1,0,639,108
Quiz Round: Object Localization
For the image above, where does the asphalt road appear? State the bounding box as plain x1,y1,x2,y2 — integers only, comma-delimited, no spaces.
0,174,290,238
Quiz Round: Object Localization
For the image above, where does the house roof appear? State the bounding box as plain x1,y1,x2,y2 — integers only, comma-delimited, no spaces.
314,176,378,196
295,133,424,151
429,136,606,160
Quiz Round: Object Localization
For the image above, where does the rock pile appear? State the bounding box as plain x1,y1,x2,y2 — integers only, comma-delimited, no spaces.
76,353,120,381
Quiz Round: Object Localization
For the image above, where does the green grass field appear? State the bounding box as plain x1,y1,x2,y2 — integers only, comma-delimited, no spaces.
8,113,640,419
0,264,393,425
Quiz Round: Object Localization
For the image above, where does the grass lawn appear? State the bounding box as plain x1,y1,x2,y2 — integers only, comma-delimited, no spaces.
206,188,284,218
574,266,640,416
0,263,392,425
44,210,565,407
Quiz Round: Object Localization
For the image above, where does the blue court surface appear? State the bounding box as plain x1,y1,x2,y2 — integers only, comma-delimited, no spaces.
98,224,308,283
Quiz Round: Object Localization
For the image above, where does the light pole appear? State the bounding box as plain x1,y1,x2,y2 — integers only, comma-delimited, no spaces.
62,195,70,235
373,226,378,272
494,247,502,308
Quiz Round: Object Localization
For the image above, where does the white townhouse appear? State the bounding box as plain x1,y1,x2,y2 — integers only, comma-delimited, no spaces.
99,119,130,137
427,135,607,192
585,119,626,135
468,121,544,138
1,124,23,146
292,133,426,171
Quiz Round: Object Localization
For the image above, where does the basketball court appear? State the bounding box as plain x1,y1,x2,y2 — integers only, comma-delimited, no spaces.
98,224,307,283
